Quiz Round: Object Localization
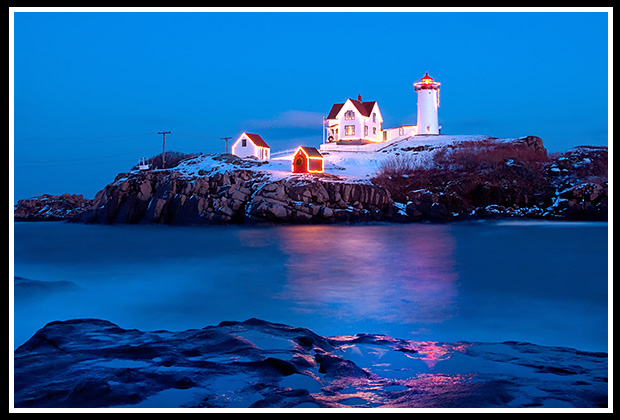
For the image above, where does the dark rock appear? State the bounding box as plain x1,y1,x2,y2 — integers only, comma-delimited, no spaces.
14,193,92,221
405,189,450,222
13,318,608,409
515,135,547,157
314,353,370,378
249,357,299,376
64,167,395,226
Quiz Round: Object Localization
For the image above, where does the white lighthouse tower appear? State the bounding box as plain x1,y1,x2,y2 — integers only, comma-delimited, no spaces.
414,72,441,135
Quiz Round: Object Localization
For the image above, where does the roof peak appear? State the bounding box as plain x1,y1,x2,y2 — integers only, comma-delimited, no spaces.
326,98,378,119
240,132,270,148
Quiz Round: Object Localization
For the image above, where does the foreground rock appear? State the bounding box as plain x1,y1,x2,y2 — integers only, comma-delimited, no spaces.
14,318,608,409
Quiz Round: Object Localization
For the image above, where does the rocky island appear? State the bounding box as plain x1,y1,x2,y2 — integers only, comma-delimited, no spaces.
14,135,608,225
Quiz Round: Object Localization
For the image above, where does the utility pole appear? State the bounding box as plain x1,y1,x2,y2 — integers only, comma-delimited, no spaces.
221,137,232,154
158,131,171,168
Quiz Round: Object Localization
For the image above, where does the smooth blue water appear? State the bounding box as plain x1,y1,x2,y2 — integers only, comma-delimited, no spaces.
11,221,609,353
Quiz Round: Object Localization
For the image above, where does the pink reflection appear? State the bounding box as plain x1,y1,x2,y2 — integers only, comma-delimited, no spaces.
414,341,471,369
411,373,472,386
275,224,459,327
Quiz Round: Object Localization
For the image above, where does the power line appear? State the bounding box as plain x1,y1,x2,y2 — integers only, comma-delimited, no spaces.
14,132,154,144
16,132,237,145
13,148,161,169
13,130,236,169
15,149,160,164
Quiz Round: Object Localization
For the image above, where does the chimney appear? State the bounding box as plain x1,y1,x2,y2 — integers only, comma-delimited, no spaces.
357,94,362,102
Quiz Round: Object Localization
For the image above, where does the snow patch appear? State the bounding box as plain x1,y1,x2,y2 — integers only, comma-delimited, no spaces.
172,134,520,183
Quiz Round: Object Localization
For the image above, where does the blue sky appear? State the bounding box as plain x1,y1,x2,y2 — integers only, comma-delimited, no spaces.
11,9,610,200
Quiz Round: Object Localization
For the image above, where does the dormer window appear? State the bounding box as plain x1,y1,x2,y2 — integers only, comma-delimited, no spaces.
344,110,355,120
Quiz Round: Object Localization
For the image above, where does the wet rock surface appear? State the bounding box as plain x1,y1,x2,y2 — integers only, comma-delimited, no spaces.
13,318,608,408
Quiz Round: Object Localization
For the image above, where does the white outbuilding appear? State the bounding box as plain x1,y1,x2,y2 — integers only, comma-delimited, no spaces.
231,132,271,160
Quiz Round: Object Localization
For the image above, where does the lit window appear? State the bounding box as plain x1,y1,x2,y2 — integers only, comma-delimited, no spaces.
345,125,355,136
364,125,368,136
345,110,355,120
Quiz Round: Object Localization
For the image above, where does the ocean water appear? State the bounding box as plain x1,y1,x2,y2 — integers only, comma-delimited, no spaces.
11,221,609,353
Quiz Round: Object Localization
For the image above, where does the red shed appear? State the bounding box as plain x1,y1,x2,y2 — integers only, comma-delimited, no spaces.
292,146,324,174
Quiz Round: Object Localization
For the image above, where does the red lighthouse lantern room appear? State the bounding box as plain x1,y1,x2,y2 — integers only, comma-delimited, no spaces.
413,72,441,91
292,146,324,174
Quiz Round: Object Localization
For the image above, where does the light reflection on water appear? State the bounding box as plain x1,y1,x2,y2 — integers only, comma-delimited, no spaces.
275,224,459,327
12,221,608,353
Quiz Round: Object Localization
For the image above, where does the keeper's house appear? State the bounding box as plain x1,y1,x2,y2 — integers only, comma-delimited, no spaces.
324,94,383,144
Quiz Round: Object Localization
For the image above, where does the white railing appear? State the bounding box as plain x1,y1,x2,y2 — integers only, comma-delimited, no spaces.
319,136,413,153
269,148,297,159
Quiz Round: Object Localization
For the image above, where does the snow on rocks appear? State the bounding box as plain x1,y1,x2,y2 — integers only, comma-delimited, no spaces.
173,135,497,183
14,135,608,223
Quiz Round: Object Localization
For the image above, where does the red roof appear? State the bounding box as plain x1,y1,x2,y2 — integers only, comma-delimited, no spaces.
243,133,270,148
296,146,323,158
421,72,434,83
326,98,377,120
326,103,345,120
414,72,440,90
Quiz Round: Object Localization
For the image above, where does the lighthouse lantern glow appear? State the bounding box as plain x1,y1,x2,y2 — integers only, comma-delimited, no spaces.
414,72,441,135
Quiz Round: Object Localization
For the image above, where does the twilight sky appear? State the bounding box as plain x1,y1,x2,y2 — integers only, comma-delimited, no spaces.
10,9,610,201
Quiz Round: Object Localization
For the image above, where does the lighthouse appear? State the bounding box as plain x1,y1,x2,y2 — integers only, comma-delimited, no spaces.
414,72,441,135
